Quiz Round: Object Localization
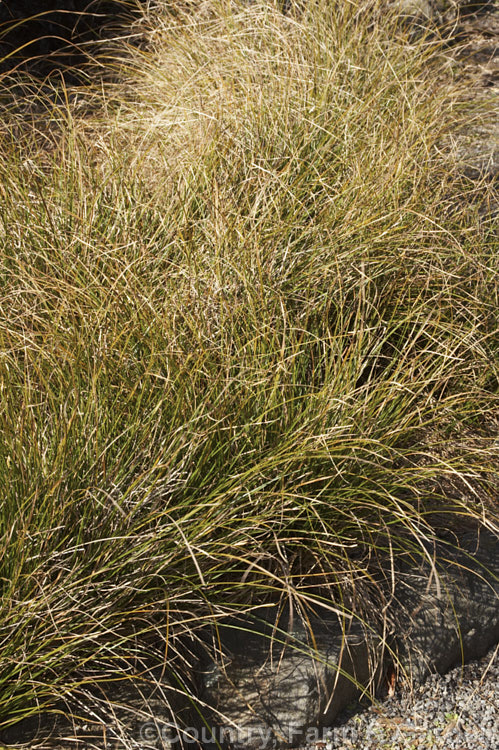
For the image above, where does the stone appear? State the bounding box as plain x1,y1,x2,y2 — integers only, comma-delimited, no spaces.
2,536,496,750
391,530,499,686
198,530,499,749
198,606,385,749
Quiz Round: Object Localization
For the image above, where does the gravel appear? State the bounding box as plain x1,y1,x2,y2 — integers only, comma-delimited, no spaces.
319,643,499,750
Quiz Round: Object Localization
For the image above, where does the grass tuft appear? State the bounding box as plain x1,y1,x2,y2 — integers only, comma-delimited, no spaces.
0,0,497,740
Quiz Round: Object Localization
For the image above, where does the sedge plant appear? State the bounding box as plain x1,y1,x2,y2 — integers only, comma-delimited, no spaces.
0,0,497,743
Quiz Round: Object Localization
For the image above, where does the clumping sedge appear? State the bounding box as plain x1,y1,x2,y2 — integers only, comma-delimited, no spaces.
0,0,497,744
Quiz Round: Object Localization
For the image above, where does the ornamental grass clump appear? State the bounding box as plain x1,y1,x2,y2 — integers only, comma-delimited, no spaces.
0,0,497,740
